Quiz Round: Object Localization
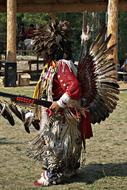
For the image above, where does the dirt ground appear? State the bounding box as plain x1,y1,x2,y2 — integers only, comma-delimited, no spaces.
0,86,127,190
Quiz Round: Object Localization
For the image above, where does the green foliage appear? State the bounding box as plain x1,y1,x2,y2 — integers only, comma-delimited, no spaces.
0,13,7,43
0,13,7,33
118,11,127,61
17,13,48,27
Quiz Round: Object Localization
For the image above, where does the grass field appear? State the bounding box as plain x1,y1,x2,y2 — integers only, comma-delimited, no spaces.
0,86,127,190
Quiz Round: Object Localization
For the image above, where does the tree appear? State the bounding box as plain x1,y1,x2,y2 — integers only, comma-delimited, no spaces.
118,11,127,62
0,13,7,33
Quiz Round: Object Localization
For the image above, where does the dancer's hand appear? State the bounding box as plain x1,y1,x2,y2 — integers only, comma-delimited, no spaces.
49,101,60,113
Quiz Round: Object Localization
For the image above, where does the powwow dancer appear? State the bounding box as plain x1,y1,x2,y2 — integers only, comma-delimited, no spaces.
28,18,93,186
0,18,119,186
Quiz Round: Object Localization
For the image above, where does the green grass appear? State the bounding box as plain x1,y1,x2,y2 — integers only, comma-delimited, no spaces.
0,86,127,190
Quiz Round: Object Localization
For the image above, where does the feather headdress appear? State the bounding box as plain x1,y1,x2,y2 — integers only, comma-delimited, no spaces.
32,18,72,60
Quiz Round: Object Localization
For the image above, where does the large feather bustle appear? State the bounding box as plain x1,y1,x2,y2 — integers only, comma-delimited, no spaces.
78,27,119,124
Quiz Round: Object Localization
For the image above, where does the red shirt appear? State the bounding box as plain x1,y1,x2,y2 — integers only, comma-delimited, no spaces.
52,61,81,101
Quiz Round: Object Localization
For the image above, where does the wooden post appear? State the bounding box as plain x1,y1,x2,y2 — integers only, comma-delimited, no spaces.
107,0,118,65
5,0,17,87
6,0,17,62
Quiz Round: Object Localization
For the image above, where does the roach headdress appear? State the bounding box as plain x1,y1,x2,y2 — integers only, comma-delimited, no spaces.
32,18,72,60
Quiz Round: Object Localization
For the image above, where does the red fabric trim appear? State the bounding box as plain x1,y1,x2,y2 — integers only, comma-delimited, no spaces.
80,111,93,139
